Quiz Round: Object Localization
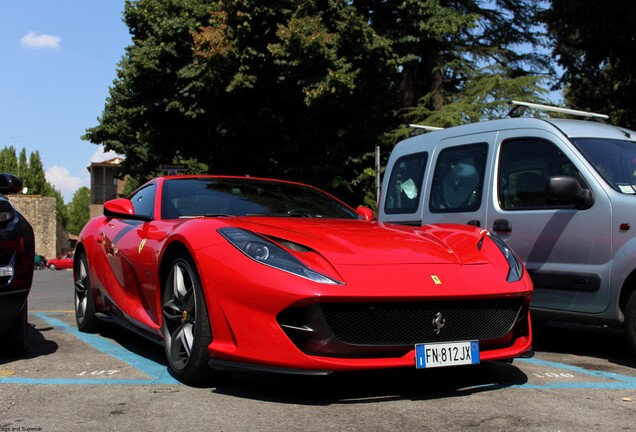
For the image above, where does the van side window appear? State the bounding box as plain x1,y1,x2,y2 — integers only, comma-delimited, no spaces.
498,138,585,209
384,152,428,214
430,143,487,213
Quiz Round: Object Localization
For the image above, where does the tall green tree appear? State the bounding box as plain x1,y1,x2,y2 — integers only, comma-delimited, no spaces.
66,186,91,235
26,151,49,196
85,0,550,205
360,0,551,138
18,148,28,183
0,147,68,225
542,0,636,129
0,147,19,175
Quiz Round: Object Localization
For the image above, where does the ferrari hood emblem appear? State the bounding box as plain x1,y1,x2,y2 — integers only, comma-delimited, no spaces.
430,275,442,285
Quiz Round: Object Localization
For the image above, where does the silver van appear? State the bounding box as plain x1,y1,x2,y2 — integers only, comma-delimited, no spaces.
379,101,636,353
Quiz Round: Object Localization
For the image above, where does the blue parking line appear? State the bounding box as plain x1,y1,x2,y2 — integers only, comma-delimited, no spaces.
0,312,180,385
515,358,636,389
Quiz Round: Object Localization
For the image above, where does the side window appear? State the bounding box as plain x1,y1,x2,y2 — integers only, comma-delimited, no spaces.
498,138,585,210
430,143,487,213
384,152,428,214
129,183,156,219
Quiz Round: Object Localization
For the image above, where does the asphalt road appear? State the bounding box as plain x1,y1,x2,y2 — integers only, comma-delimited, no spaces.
1,269,635,431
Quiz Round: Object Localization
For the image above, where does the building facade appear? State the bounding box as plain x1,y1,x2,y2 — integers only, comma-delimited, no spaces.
88,157,126,219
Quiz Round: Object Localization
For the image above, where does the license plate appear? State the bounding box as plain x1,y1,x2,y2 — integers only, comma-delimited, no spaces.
415,341,480,369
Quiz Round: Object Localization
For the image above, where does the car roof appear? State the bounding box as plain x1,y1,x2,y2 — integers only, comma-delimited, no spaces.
544,118,636,140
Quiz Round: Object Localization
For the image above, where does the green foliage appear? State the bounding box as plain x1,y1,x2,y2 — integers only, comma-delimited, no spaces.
121,177,140,197
542,0,636,129
84,0,217,186
85,0,551,207
18,149,28,181
0,146,68,225
50,187,69,228
26,151,48,196
66,187,91,235
0,147,19,176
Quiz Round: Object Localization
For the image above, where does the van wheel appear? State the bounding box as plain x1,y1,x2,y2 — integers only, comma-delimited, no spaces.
625,291,636,355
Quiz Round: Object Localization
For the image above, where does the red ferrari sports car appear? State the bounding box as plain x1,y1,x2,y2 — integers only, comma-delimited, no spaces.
74,175,533,384
47,252,74,270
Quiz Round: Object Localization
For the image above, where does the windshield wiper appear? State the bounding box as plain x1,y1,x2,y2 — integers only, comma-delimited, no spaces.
246,211,321,218
178,213,235,218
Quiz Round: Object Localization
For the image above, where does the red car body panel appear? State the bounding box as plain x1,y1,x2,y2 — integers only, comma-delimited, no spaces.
76,175,533,375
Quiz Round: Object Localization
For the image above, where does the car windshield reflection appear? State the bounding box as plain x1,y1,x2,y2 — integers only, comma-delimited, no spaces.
161,178,359,220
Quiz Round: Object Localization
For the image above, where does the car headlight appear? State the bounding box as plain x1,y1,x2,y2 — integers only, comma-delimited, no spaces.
484,233,524,282
218,227,342,285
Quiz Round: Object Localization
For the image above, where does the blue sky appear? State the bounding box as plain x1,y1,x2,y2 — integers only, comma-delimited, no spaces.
0,1,130,202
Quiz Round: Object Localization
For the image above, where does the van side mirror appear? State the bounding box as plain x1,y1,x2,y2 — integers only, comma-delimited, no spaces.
546,176,593,210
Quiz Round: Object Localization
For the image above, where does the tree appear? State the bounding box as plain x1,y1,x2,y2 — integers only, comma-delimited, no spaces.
542,0,636,129
18,148,28,184
0,146,69,226
66,187,91,235
0,147,18,175
25,151,48,196
359,0,551,138
85,0,550,205
50,187,69,228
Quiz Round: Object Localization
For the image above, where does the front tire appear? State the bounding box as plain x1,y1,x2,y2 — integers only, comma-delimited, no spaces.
74,251,100,332
625,291,636,356
4,302,28,356
161,253,213,385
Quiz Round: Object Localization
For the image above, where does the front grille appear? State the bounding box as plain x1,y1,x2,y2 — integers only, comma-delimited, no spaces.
321,299,522,345
278,298,526,358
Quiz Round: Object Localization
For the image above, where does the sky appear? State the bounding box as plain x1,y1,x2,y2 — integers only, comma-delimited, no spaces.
0,1,131,203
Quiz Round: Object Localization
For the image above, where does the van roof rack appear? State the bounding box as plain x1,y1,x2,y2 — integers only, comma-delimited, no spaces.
409,124,444,131
508,100,609,121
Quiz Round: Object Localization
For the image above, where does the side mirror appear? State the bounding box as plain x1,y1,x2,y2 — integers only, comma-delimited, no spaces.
104,198,152,221
546,176,593,210
0,174,23,195
356,205,375,221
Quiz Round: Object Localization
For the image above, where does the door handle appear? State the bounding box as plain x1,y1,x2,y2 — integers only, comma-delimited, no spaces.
492,219,512,237
467,220,481,227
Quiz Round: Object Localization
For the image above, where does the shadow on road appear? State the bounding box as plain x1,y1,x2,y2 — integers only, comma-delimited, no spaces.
0,322,59,365
210,361,529,405
532,320,636,369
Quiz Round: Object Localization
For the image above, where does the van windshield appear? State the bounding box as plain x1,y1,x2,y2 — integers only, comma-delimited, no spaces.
573,138,636,194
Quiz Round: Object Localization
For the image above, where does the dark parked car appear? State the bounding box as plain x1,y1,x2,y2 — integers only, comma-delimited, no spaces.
0,174,35,355
34,254,46,270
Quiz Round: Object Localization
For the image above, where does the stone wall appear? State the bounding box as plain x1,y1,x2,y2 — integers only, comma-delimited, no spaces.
8,195,68,260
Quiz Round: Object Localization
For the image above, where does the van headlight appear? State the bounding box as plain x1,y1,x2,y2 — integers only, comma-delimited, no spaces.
218,227,342,285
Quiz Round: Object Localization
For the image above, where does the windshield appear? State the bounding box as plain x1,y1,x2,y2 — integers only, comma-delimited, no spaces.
161,178,360,219
573,138,636,194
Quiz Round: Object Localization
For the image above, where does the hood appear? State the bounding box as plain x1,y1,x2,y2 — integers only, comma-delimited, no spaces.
223,218,488,266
